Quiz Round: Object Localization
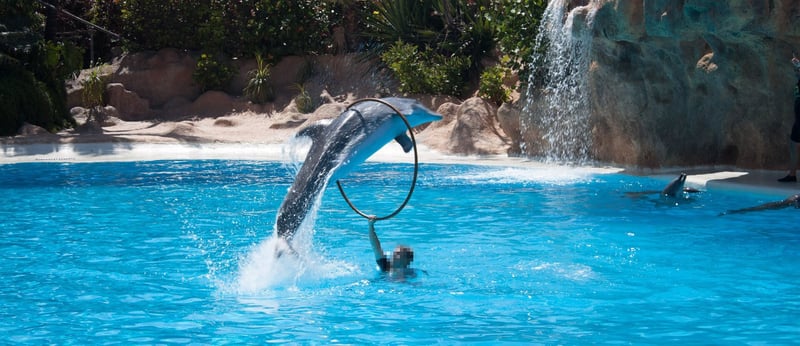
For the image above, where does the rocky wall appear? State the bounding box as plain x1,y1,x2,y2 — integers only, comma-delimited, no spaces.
586,0,800,168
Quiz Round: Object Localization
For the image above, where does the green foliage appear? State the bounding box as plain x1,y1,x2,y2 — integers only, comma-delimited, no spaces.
0,55,53,135
363,0,495,61
118,0,339,59
479,63,512,105
192,53,235,92
120,0,211,51
486,0,547,82
0,1,81,135
362,0,442,51
292,83,315,114
381,40,470,96
81,64,106,108
0,0,44,56
244,54,275,104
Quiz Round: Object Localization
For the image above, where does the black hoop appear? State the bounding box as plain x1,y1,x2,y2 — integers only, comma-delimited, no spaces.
336,98,419,221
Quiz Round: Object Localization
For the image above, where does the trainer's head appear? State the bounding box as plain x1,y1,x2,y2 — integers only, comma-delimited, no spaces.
392,245,414,269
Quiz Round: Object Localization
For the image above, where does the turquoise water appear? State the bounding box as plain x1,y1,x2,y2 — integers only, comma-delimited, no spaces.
0,160,797,344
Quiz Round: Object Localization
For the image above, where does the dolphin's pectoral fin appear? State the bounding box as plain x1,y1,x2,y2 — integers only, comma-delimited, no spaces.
296,123,327,141
394,134,413,153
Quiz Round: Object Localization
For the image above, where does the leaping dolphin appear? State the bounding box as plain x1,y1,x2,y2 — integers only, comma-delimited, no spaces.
275,98,442,242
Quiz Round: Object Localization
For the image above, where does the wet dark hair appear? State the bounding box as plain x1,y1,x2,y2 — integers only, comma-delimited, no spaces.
394,245,414,262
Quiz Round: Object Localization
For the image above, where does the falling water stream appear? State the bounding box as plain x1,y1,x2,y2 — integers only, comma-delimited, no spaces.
522,0,600,164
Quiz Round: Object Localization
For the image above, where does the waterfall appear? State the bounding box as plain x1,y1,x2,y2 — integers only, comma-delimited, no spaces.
521,0,600,164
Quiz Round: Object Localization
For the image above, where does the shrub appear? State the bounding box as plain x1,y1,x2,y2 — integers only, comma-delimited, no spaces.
293,83,315,114
0,55,53,135
192,53,234,92
120,0,211,51
244,54,274,104
363,0,494,74
0,4,81,135
81,65,106,108
381,40,470,96
479,64,512,105
487,0,547,83
81,64,107,122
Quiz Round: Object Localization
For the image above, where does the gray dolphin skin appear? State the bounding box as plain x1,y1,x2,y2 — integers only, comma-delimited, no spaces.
661,173,687,197
275,98,442,242
721,193,800,215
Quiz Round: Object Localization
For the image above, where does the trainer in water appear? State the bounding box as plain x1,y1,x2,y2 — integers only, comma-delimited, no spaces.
368,218,415,278
273,98,442,244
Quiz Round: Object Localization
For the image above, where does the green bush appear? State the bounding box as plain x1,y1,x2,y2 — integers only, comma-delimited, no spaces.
244,54,274,104
192,53,235,92
118,0,338,58
81,65,106,108
292,83,315,114
363,0,494,74
381,40,470,96
487,0,547,83
120,0,211,51
0,0,81,136
479,63,512,106
0,55,58,135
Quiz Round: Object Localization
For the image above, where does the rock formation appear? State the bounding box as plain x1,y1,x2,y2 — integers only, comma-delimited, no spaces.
524,0,800,169
63,49,511,156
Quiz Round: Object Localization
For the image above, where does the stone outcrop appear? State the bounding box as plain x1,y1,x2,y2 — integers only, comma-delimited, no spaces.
108,48,200,108
572,0,800,168
105,83,151,120
418,97,510,156
64,48,511,157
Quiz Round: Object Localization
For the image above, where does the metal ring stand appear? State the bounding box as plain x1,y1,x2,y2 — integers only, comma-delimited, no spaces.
335,98,419,221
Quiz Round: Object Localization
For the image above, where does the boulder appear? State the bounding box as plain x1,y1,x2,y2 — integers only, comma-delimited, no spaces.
18,123,54,136
497,101,522,156
186,91,234,116
109,48,200,108
105,83,151,120
446,97,509,155
416,97,509,155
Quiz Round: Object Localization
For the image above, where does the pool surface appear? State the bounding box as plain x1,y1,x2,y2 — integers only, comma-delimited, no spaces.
1,160,797,343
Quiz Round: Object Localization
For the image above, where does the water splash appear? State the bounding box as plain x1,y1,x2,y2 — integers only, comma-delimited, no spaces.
234,138,358,293
521,0,600,164
234,226,359,293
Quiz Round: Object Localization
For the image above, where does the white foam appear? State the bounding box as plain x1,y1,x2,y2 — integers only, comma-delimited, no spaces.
234,234,359,293
454,166,600,185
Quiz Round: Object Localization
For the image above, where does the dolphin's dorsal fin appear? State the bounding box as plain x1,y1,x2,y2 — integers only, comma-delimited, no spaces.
394,134,413,153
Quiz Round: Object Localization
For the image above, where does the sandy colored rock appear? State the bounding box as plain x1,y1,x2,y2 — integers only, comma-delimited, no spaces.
579,0,800,168
106,83,151,120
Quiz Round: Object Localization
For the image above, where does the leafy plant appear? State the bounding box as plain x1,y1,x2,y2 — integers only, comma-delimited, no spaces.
81,63,107,122
486,0,547,83
0,1,82,135
192,53,235,92
381,40,470,96
244,54,274,104
479,63,512,106
0,55,54,135
81,64,106,108
367,3,491,54
293,83,315,114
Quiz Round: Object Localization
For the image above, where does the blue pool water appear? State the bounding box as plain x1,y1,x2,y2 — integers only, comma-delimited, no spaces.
0,160,797,344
